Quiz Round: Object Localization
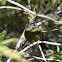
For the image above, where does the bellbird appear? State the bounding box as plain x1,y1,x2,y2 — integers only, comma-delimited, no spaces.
24,21,48,50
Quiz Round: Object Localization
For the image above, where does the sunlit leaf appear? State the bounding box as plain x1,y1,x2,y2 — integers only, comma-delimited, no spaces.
57,46,60,52
49,49,54,53
49,55,56,59
18,52,26,55
0,30,7,41
0,46,26,62
1,0,6,5
52,0,57,5
0,38,19,45
0,56,3,62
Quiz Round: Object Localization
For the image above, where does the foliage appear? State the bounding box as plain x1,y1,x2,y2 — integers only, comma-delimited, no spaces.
49,49,62,60
0,30,7,41
0,46,26,62
0,38,19,45
0,56,3,62
0,30,26,62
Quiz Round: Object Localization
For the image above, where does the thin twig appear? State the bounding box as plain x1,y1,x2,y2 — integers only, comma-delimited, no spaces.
15,29,26,50
37,9,62,25
20,53,61,62
26,55,61,62
28,0,31,10
39,45,47,62
27,58,34,61
27,54,42,62
20,40,62,53
0,6,22,10
6,0,36,14
7,0,62,24
27,0,34,22
41,9,62,24
42,26,62,33
37,14,62,24
42,0,61,14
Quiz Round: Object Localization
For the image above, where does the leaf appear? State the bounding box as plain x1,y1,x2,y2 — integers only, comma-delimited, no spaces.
0,56,3,62
0,46,27,62
23,12,29,15
57,46,60,52
1,0,6,5
49,55,56,59
0,38,19,45
60,51,62,54
18,52,26,55
28,16,31,19
51,0,57,5
49,49,54,53
0,30,7,41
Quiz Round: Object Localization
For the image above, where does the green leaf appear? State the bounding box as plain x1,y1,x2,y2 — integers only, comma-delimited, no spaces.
0,30,7,41
49,56,55,59
0,38,19,45
33,6,36,12
0,46,26,62
49,49,54,53
49,55,56,59
0,56,3,62
23,12,29,15
28,16,31,19
57,46,60,52
60,51,62,54
51,0,57,5
18,52,26,55
1,0,6,5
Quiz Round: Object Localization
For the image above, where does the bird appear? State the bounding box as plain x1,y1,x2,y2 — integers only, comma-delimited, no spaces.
24,21,48,50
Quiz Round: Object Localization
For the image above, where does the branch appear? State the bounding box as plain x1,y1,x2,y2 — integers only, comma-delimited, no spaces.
21,53,61,62
39,45,47,62
27,54,42,62
37,9,62,26
0,6,22,10
15,29,26,50
37,14,62,24
41,9,62,24
42,26,62,33
26,55,61,62
20,40,62,53
28,0,31,10
6,0,36,14
7,0,62,25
